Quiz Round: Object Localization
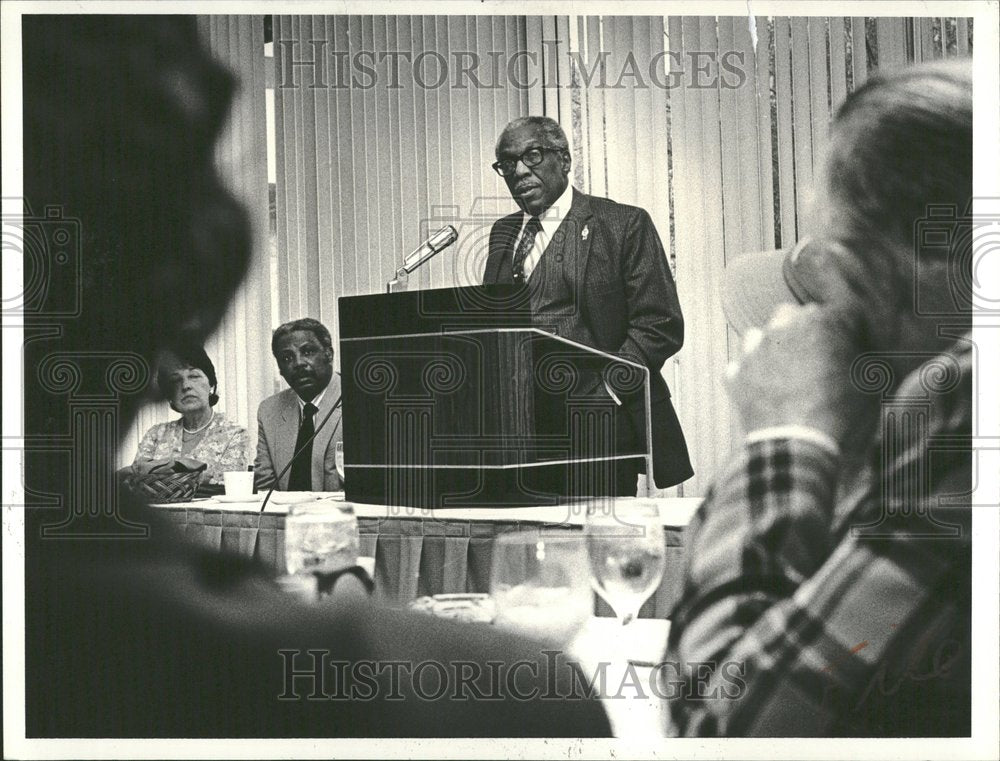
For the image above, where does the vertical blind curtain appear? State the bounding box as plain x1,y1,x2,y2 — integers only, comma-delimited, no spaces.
526,15,970,495
272,15,532,355
119,16,271,466
667,16,766,497
270,14,970,496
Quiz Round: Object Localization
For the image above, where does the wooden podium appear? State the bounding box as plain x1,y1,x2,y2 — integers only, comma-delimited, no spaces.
338,285,653,508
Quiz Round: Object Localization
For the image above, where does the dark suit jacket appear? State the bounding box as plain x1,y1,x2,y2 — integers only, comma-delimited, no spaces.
255,374,343,491
483,188,693,488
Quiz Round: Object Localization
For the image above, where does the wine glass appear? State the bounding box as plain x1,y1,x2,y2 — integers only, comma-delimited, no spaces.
585,499,665,627
334,441,345,484
490,531,593,646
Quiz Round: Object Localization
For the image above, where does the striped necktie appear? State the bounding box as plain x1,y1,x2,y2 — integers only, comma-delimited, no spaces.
511,216,542,284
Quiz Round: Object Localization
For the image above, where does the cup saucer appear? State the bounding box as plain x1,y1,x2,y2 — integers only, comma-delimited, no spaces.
215,493,261,504
268,491,321,505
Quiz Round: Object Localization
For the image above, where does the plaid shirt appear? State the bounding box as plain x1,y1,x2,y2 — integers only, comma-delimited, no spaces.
666,341,972,736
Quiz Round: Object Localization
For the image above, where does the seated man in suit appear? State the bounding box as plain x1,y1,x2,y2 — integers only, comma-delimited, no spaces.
483,116,693,495
255,318,343,491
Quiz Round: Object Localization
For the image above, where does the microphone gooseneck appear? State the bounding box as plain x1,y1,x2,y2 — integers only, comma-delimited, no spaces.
387,225,459,292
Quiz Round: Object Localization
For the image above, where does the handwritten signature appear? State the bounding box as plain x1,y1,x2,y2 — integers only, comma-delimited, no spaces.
819,624,965,719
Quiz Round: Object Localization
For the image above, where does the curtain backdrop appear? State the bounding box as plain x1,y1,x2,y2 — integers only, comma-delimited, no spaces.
272,15,534,351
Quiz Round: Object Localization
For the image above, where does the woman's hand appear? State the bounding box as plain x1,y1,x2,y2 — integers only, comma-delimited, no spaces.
130,457,174,475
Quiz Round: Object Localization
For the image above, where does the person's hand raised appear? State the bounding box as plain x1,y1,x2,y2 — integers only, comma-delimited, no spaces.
726,303,873,448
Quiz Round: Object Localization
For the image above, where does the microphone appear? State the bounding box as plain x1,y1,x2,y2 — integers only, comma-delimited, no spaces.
400,225,458,274
387,225,458,292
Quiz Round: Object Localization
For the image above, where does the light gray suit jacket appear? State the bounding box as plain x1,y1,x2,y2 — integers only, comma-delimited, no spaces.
254,373,343,491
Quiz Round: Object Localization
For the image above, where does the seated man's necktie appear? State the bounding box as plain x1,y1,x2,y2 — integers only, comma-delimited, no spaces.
511,216,542,284
288,402,317,491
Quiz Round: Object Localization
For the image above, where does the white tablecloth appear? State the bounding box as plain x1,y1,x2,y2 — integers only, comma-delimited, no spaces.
570,617,673,738
155,494,699,617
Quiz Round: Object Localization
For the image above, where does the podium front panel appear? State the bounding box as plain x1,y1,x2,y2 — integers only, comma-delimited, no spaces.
339,287,649,508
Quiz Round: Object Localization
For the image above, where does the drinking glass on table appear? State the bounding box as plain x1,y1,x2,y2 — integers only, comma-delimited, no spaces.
490,531,593,647
279,503,361,603
585,500,665,627
284,503,359,576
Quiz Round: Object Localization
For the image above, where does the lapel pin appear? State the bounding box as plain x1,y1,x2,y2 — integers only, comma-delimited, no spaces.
581,225,589,240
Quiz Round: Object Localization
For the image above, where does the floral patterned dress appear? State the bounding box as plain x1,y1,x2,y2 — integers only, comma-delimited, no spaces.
133,413,250,485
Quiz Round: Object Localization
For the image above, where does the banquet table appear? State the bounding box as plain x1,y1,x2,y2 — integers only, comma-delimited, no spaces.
155,494,700,619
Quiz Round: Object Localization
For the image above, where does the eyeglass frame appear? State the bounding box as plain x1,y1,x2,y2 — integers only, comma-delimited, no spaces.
491,146,565,177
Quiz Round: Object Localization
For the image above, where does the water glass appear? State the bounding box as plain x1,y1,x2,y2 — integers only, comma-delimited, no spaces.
284,502,359,576
490,531,593,646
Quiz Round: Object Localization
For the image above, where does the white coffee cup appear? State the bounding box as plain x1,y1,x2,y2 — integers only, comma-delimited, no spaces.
223,471,254,499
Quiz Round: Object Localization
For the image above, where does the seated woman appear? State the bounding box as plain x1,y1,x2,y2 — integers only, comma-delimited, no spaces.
132,344,249,489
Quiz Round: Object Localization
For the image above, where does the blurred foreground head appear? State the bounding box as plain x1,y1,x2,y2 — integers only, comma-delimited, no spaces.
725,60,972,354
23,15,250,426
820,60,972,262
816,60,973,341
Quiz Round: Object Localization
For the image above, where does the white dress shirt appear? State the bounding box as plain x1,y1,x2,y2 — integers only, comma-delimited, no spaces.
512,182,575,281
297,386,327,420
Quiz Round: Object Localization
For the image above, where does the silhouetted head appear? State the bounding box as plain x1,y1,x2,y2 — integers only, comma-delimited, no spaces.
23,16,250,432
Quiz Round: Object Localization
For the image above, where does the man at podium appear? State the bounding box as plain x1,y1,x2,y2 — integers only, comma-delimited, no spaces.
483,116,693,493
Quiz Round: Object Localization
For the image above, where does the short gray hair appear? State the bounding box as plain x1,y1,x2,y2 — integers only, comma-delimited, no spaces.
816,61,971,324
496,116,569,155
823,60,971,258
